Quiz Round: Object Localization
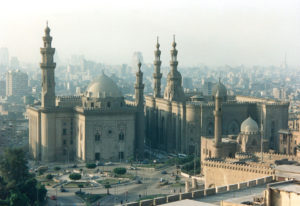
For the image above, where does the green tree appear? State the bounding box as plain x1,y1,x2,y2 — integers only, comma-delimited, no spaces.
0,148,29,185
9,191,29,206
113,168,126,175
69,173,81,180
86,163,96,169
0,148,47,205
104,182,111,195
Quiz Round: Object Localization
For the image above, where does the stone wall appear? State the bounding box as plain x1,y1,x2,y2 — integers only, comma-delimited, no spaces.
203,159,275,187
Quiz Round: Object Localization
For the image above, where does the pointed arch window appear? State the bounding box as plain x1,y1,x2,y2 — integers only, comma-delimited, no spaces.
95,132,101,141
119,131,125,141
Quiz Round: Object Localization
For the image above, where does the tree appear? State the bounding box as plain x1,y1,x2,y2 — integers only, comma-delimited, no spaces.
104,182,111,195
0,148,47,205
86,163,96,169
113,168,126,175
69,173,81,180
0,148,29,185
9,191,29,206
54,166,61,171
46,174,53,180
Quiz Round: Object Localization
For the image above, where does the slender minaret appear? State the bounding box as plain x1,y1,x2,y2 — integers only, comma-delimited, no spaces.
153,36,162,98
135,60,145,158
40,22,56,108
135,60,144,107
164,35,185,101
170,35,178,73
214,89,222,148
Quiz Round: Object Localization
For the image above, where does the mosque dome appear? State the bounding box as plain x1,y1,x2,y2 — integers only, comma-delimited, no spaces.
85,72,123,98
212,80,227,98
240,117,259,133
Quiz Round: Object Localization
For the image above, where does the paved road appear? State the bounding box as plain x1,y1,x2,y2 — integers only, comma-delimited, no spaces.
46,165,189,206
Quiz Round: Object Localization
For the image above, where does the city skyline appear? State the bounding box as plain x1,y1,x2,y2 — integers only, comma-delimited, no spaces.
0,0,299,67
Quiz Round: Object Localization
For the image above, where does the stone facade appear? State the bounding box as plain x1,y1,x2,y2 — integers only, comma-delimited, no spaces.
27,25,144,162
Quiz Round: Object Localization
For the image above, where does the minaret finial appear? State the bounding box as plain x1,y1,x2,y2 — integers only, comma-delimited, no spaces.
156,36,160,49
46,20,48,27
137,59,142,71
172,34,177,48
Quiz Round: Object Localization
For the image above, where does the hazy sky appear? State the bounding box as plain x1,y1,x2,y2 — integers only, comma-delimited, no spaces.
0,0,299,67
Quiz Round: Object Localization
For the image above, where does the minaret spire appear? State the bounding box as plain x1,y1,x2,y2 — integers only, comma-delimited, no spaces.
153,36,162,98
135,60,144,107
163,35,184,101
40,22,56,108
213,88,223,158
135,61,145,158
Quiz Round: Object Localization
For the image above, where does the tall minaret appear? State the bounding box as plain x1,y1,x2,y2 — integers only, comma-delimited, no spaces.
40,22,56,108
163,35,185,101
214,89,223,156
153,37,162,98
135,60,144,107
135,60,145,158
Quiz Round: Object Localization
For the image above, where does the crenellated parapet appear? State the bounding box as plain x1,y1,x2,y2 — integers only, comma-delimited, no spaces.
56,95,82,107
202,159,275,175
253,152,300,162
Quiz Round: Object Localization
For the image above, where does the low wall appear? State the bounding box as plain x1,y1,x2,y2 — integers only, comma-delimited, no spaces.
227,184,238,191
126,176,274,206
192,190,204,198
180,192,192,200
256,178,265,185
167,194,180,202
153,197,166,205
205,188,216,196
216,185,227,193
126,202,139,206
238,182,248,189
140,199,153,206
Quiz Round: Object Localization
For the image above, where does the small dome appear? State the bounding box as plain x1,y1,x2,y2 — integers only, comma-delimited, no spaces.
212,81,227,98
85,72,123,98
241,117,259,133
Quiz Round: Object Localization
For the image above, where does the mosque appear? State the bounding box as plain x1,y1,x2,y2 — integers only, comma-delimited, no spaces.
27,24,145,162
28,24,289,163
145,36,289,158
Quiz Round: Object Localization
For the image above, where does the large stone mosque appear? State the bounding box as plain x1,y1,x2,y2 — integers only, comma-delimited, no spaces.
27,24,145,162
28,24,289,163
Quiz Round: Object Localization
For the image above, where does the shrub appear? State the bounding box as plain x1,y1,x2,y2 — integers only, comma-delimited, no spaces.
54,166,61,171
113,167,127,175
46,174,53,180
69,173,81,180
86,163,96,169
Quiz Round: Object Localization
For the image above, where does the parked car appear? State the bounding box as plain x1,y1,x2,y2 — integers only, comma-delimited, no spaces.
75,191,85,195
60,188,67,192
161,170,167,174
50,195,57,200
136,180,142,184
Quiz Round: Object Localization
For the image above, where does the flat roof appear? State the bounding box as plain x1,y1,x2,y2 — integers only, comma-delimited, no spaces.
275,165,300,180
196,184,267,205
161,199,215,206
271,182,300,194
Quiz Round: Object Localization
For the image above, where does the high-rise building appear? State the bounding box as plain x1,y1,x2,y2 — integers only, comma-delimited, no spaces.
0,47,9,71
6,70,28,96
0,80,5,96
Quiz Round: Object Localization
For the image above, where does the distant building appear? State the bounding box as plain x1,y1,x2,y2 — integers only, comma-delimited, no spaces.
6,70,28,97
265,180,300,206
0,47,9,69
0,80,5,96
10,56,19,70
